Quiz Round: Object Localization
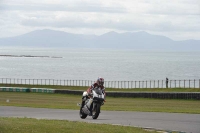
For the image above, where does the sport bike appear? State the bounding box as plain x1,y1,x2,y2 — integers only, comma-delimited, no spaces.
79,87,105,119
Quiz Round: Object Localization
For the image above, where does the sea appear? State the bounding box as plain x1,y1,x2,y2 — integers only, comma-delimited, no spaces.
0,47,200,82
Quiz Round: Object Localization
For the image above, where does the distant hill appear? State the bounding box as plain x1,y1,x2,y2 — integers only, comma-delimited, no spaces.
0,29,199,50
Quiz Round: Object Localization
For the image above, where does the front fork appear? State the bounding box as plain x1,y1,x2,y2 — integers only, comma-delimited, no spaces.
81,96,87,108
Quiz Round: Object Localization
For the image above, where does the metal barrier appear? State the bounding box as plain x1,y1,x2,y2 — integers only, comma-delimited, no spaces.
0,78,200,89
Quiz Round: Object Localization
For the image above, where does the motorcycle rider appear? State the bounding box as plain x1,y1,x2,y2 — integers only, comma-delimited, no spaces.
87,77,106,98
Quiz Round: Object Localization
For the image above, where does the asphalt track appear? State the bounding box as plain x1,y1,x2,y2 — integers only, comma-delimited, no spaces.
1,106,200,133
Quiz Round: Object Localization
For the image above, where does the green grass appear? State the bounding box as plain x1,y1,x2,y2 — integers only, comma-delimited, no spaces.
0,84,200,92
0,117,159,133
1,92,200,114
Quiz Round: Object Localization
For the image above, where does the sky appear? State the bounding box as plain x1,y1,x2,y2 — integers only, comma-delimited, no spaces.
0,0,200,40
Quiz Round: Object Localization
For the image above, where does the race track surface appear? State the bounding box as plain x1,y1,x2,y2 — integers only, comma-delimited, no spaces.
1,106,200,133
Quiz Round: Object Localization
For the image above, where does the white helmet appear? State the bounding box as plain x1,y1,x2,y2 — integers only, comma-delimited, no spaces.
96,77,104,86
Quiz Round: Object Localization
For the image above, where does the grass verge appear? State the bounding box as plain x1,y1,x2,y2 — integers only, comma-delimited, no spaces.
0,84,200,92
0,117,159,133
0,92,200,114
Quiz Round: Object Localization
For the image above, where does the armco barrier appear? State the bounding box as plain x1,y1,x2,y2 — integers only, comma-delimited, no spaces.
1,87,200,99
55,89,83,95
0,87,30,92
30,88,55,93
54,90,200,100
106,92,200,100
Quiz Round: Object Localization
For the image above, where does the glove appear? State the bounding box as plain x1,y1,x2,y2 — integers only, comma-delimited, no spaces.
88,92,93,97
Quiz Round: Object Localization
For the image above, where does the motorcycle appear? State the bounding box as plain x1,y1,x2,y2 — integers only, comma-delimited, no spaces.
79,87,105,119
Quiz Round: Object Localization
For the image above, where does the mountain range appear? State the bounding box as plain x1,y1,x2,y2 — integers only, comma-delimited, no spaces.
0,29,199,50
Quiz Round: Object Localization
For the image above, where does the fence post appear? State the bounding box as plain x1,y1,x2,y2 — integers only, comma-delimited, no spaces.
127,81,129,88
170,80,171,88
135,81,136,88
179,80,180,88
141,81,143,88
189,80,190,88
154,80,155,88
194,79,195,88
124,81,126,88
130,81,132,88
146,81,147,88
175,80,176,88
150,80,151,88
158,80,159,88
184,80,185,88
138,81,140,88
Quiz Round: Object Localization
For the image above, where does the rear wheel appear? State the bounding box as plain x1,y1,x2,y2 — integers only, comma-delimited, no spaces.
92,103,100,119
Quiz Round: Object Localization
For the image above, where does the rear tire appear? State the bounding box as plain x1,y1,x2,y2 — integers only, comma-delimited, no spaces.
92,103,100,119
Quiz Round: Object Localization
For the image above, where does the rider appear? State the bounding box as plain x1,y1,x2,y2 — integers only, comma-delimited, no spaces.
87,77,106,98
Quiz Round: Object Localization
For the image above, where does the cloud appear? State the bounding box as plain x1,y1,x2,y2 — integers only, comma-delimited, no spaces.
19,11,200,32
0,2,127,13
0,0,200,40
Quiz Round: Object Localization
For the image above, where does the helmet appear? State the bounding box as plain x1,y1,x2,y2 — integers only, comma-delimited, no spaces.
97,77,104,86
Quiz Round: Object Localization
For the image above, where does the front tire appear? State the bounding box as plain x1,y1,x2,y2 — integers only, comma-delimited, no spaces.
92,103,100,119
79,106,87,119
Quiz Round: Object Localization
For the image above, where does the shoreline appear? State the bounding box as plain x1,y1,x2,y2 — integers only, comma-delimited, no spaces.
0,54,62,58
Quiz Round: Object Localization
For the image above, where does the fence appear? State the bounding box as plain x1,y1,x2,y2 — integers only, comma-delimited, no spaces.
0,78,200,89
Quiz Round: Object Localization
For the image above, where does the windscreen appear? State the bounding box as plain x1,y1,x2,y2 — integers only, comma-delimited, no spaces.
93,87,102,95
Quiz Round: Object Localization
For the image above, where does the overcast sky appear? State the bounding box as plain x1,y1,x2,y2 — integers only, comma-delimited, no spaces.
0,0,200,40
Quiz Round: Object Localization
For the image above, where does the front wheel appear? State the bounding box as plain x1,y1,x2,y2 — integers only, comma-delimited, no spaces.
79,106,87,119
92,103,100,119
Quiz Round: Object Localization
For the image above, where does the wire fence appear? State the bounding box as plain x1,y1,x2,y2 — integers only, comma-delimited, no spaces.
0,78,200,89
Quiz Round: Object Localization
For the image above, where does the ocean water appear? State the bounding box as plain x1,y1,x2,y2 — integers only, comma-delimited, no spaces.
0,47,200,82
